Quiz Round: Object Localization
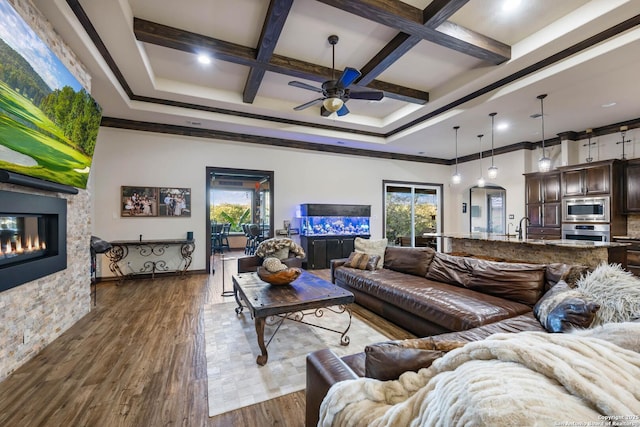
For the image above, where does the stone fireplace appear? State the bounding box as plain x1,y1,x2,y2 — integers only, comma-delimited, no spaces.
0,190,67,292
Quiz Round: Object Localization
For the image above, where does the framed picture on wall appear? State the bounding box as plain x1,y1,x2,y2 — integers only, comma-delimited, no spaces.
159,187,191,217
121,186,159,217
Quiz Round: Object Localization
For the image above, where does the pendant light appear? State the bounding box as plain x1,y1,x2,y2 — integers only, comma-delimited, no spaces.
585,128,593,163
487,112,498,179
618,125,630,160
477,134,485,187
537,94,551,172
452,126,461,184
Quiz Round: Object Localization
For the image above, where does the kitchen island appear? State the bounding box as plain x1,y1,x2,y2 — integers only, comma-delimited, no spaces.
433,233,628,268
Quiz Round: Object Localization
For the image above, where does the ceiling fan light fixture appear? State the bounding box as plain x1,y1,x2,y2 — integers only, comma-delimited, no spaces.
323,97,344,113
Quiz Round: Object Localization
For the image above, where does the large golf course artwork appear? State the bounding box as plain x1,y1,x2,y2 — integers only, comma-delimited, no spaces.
0,0,101,189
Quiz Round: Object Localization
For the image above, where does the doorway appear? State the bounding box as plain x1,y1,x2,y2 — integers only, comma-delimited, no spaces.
205,167,274,273
469,185,506,233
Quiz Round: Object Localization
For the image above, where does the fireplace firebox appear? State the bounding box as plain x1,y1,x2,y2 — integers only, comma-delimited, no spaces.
0,190,67,292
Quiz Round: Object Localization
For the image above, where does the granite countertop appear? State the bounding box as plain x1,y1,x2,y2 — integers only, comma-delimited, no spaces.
429,232,629,248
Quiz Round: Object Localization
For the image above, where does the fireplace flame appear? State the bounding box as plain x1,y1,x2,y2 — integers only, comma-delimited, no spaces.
0,236,46,257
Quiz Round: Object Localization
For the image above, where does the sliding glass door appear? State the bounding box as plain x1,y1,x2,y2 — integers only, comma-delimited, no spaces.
384,181,442,250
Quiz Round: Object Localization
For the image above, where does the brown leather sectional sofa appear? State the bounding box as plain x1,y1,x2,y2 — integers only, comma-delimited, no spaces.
306,246,572,426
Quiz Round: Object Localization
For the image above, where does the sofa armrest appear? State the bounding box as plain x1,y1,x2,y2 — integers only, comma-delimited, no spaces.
330,258,348,283
237,255,261,273
306,348,358,427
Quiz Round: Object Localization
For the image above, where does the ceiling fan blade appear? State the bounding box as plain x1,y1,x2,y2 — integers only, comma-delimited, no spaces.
349,90,384,101
288,81,323,93
337,67,361,88
336,104,350,117
293,98,324,111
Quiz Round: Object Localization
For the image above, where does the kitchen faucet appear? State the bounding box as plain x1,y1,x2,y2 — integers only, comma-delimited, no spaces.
516,217,530,240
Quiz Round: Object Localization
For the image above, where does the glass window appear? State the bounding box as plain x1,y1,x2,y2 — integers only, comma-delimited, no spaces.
384,182,442,250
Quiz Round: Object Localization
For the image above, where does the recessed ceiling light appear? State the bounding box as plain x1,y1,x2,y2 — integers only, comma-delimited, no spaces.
197,54,212,65
502,0,521,12
497,122,509,131
601,102,617,108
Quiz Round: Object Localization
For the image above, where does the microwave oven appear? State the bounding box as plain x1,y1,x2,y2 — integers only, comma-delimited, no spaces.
562,196,610,222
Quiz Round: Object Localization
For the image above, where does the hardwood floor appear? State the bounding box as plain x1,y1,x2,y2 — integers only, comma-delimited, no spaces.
0,251,413,426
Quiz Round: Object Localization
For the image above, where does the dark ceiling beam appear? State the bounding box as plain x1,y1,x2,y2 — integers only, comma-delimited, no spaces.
357,0,469,86
134,18,428,104
316,0,510,64
101,117,449,164
243,0,294,104
422,0,471,28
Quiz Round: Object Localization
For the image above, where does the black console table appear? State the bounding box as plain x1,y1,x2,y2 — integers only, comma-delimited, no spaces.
106,239,195,281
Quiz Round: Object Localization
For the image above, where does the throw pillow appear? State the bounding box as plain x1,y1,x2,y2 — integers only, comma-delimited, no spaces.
533,281,600,333
354,237,387,269
344,252,380,271
574,262,640,326
383,246,435,277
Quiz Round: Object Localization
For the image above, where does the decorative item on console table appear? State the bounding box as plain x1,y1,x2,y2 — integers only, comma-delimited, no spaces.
299,204,371,269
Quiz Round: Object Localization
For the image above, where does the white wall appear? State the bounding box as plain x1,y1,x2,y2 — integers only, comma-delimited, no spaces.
91,127,456,275
447,149,528,234
91,126,638,277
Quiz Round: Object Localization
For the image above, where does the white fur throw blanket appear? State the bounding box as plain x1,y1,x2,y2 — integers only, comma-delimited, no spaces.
319,322,640,427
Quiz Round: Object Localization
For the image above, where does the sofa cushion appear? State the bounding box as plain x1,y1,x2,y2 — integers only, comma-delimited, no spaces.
383,246,435,277
425,252,472,287
464,258,546,306
344,252,379,271
533,281,600,333
335,313,544,382
364,343,447,381
355,237,387,268
334,267,531,331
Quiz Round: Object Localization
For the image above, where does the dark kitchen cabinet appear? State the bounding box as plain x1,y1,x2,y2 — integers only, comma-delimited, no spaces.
300,235,367,269
561,163,611,197
525,171,561,239
624,159,640,213
613,237,640,276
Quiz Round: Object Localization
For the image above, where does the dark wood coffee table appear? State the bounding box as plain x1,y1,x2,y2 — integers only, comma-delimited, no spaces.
232,270,355,365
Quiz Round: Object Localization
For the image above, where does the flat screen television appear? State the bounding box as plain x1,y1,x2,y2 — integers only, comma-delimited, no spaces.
0,0,102,189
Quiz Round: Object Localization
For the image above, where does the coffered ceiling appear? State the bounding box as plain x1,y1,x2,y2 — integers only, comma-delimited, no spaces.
33,0,640,163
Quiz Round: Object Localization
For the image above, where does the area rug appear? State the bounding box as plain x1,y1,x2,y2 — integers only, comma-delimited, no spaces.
204,301,390,417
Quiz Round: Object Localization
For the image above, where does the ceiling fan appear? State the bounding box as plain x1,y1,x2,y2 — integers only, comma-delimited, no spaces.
288,35,384,117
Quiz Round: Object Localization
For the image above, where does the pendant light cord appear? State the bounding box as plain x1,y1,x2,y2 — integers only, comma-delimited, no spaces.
454,126,459,172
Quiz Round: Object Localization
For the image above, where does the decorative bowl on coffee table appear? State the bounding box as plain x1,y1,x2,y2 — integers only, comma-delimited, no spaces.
257,266,302,285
